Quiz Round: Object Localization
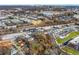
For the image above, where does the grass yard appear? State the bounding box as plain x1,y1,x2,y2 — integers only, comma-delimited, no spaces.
56,32,79,44
62,46,79,55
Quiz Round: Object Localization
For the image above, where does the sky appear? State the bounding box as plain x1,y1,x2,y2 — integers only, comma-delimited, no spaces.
0,0,79,5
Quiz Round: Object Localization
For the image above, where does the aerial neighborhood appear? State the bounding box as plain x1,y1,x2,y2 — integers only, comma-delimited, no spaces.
0,5,79,55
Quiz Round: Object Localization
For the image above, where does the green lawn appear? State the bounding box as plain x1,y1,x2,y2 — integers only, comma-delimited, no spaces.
56,32,79,44
62,46,79,55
